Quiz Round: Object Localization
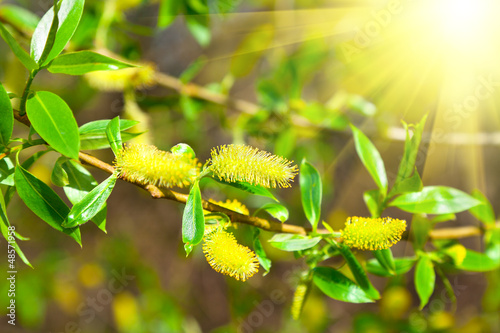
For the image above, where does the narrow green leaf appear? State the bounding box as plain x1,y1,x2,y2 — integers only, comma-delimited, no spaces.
0,82,14,146
0,22,38,70
469,189,496,226
389,186,481,214
411,214,432,251
0,5,39,30
363,189,380,218
210,177,278,202
62,159,106,232
350,124,388,194
51,156,69,187
337,243,380,300
252,228,271,275
300,159,322,231
313,266,374,303
105,116,122,157
0,157,15,186
14,165,81,245
30,0,85,65
36,1,60,66
185,14,211,47
456,249,500,272
158,0,180,28
366,257,416,277
255,203,289,222
26,91,80,160
47,51,135,75
182,181,205,255
372,248,396,275
0,189,32,267
389,168,423,198
63,174,117,228
79,119,139,150
268,234,321,252
415,255,435,309
395,115,427,183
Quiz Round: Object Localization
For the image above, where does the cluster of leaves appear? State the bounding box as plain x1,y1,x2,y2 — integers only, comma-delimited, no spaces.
1,1,499,327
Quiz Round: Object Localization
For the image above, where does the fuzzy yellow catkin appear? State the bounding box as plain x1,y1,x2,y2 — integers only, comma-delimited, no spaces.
114,143,200,188
341,216,407,250
85,63,156,91
209,144,298,188
208,199,249,215
203,228,259,281
291,281,309,320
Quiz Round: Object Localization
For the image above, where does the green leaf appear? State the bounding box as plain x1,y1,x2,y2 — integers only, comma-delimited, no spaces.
0,188,32,267
171,143,196,158
394,115,427,183
411,214,432,251
182,180,205,255
47,51,135,75
415,255,435,309
62,159,106,232
63,174,117,228
456,249,500,272
230,25,274,78
255,203,289,222
210,177,278,202
313,266,374,303
366,257,416,277
350,124,388,194
336,243,380,300
363,189,380,218
185,14,211,47
389,186,481,214
0,22,38,70
0,157,15,186
79,119,139,150
268,234,321,252
389,168,423,198
0,82,14,146
372,248,396,275
14,165,81,245
158,0,181,28
300,159,322,232
26,91,80,160
469,189,496,226
180,56,206,83
105,116,122,157
0,5,40,31
30,0,85,65
252,228,271,275
51,156,69,187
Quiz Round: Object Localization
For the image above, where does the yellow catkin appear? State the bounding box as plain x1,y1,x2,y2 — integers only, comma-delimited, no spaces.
209,144,298,188
208,199,249,215
203,228,259,281
341,216,407,250
291,281,309,320
85,63,156,91
115,143,200,188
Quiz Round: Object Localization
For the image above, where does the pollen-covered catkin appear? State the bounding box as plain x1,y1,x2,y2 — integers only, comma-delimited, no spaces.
114,143,200,188
209,144,298,188
203,228,259,281
341,216,406,250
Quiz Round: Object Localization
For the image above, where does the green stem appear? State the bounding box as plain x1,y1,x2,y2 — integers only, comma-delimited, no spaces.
19,69,38,116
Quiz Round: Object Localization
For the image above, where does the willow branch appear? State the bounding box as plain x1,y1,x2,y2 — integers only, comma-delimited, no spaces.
13,110,495,239
154,72,500,146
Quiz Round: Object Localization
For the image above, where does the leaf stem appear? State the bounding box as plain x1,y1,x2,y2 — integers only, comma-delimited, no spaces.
19,69,38,116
